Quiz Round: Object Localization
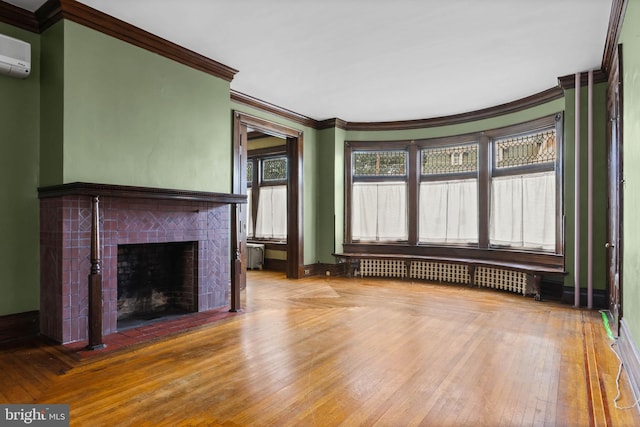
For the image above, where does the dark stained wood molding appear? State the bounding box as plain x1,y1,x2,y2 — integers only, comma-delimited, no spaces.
601,0,629,75
317,118,348,130
0,0,237,81
58,0,237,81
231,90,317,128
558,69,608,90
38,182,247,204
0,310,39,343
341,87,564,132
0,1,40,32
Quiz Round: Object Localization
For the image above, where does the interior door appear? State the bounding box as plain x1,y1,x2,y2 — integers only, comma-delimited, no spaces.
606,44,623,336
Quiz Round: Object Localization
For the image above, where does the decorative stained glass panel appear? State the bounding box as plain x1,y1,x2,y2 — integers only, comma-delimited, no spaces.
495,128,556,168
421,144,478,175
246,162,253,185
353,151,407,177
262,156,287,182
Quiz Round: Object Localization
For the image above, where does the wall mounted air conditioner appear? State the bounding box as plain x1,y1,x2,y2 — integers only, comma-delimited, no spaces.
0,34,31,79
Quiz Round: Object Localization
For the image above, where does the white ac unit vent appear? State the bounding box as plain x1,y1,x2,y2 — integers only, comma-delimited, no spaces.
0,34,31,79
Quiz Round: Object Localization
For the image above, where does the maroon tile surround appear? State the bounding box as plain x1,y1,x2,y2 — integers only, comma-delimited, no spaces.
39,194,232,344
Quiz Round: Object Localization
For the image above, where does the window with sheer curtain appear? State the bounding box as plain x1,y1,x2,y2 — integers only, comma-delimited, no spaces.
351,150,408,242
246,154,287,240
419,143,478,244
489,128,557,251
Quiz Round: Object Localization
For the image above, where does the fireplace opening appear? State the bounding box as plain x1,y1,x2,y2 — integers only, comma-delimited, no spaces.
117,241,198,330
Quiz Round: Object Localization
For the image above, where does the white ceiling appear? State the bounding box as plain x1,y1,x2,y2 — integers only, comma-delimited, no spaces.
5,0,613,122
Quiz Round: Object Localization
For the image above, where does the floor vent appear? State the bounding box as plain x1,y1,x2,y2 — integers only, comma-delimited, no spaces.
410,261,469,284
358,259,407,278
474,267,531,295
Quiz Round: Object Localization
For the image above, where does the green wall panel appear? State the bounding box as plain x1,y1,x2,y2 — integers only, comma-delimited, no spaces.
621,0,640,348
62,22,232,193
0,23,40,315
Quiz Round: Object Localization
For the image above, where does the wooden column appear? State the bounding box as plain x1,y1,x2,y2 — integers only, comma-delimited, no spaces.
230,203,241,312
87,196,105,350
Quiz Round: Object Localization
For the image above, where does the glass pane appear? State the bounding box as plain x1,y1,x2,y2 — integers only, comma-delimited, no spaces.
495,128,556,168
421,144,478,175
246,162,253,185
353,151,407,177
262,156,287,182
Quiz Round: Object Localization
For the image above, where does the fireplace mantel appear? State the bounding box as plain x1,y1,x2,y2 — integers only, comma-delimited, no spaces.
38,182,243,344
38,182,247,205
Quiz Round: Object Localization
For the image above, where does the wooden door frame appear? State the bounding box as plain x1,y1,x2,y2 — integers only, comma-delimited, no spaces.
606,44,624,334
233,111,304,279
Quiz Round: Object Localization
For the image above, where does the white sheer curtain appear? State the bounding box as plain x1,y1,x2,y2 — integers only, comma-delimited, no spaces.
352,182,407,241
419,179,478,244
490,171,555,251
255,185,287,239
246,187,253,238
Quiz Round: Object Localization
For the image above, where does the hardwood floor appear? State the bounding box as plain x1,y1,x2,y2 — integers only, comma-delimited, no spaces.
1,271,639,426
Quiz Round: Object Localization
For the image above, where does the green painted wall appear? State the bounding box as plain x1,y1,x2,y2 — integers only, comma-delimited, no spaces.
0,23,41,315
620,0,640,347
62,21,232,193
40,21,64,186
230,102,319,265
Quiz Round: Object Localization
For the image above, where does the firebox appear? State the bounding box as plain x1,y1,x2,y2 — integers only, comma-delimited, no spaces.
117,242,198,329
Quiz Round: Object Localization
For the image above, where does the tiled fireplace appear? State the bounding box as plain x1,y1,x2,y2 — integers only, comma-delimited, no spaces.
38,183,244,344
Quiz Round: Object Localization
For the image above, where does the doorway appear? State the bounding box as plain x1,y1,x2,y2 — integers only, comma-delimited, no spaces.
232,111,304,291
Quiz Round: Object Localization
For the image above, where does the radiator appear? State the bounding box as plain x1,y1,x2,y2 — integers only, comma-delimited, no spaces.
474,266,531,295
410,261,469,285
246,243,264,270
358,259,407,278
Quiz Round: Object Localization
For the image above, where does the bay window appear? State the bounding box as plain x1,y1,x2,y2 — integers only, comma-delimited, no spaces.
345,113,563,257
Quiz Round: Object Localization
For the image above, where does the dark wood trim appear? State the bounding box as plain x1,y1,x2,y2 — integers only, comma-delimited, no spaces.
558,70,608,90
231,90,317,129
1,0,239,80
0,310,39,343
601,0,629,75
341,243,564,269
317,118,348,130
38,182,247,204
58,0,237,81
478,134,490,248
0,1,40,32
561,287,609,309
303,262,347,277
342,87,564,131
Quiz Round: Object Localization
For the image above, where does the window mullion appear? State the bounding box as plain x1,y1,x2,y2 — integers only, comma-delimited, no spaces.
478,134,490,248
408,142,419,245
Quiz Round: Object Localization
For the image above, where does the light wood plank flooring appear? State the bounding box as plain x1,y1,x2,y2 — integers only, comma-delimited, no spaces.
1,271,639,426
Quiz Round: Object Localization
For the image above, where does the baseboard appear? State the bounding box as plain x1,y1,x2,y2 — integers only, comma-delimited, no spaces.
0,310,39,343
561,287,609,309
303,263,347,277
618,319,640,414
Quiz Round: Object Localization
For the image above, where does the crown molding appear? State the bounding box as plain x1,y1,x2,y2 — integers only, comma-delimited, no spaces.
558,69,608,90
0,1,40,32
601,0,628,75
230,90,317,128
0,0,238,81
341,87,564,132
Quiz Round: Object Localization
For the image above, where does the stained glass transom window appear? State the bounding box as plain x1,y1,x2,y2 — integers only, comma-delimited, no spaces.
353,151,407,177
262,156,287,182
421,144,478,175
495,128,556,168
